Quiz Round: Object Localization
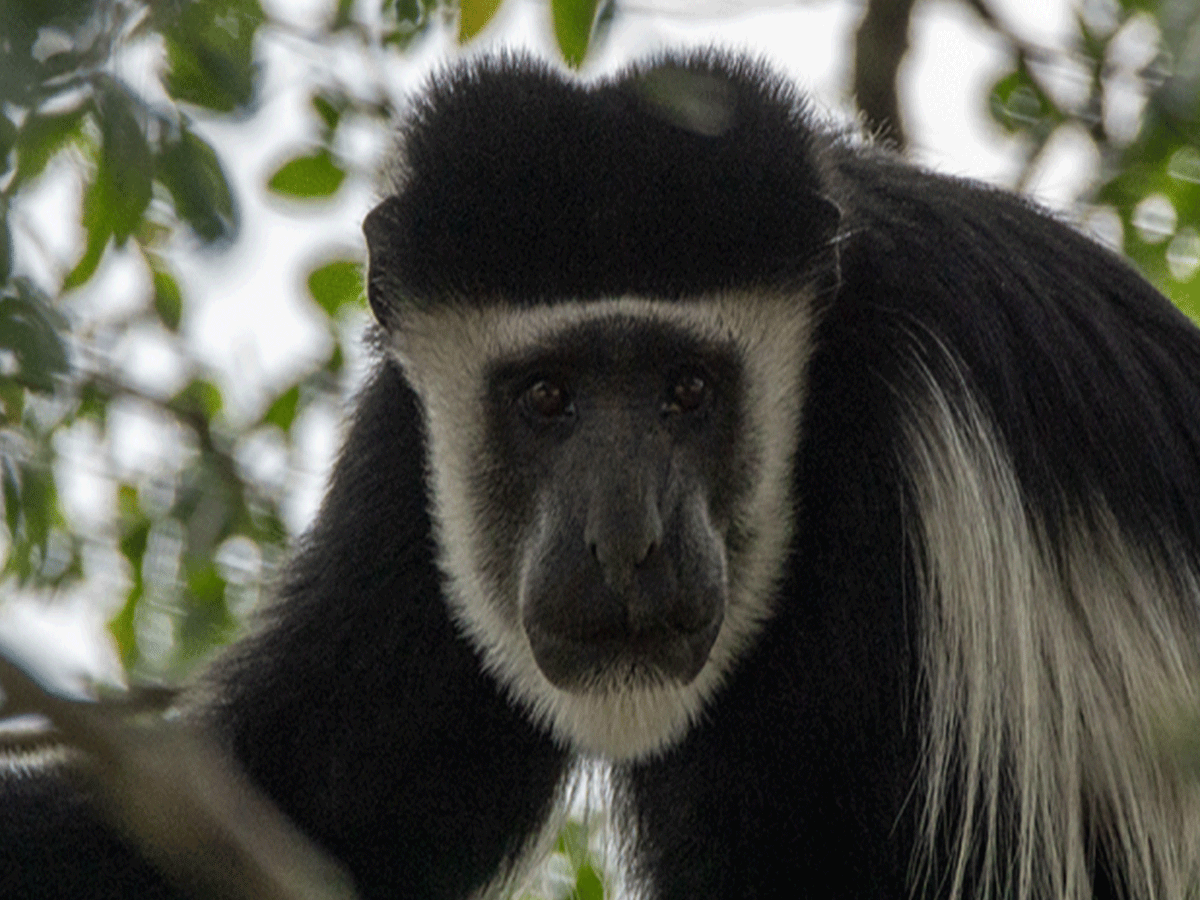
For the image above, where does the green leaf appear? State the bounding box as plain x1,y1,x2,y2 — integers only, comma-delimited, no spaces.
173,379,224,420
988,69,1048,133
311,93,341,133
267,149,345,198
61,222,108,291
324,341,344,375
157,128,238,242
0,281,70,392
551,0,600,68
460,0,503,41
571,863,604,900
0,377,24,425
331,0,355,29
93,80,153,244
162,0,266,113
152,268,184,331
0,207,11,281
178,561,235,662
12,103,88,188
307,258,363,316
18,461,53,551
110,485,149,670
0,111,18,167
263,384,300,431
2,456,19,538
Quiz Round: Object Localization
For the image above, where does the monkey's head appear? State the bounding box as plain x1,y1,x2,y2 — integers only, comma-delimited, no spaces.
362,55,838,760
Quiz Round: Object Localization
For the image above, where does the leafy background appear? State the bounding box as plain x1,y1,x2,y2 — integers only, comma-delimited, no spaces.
3,0,1200,897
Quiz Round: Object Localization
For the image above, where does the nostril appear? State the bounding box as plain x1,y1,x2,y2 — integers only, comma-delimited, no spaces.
638,539,659,567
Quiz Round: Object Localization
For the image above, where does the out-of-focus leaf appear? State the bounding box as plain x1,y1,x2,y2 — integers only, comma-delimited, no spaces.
95,80,153,244
162,0,265,113
988,69,1049,133
325,341,344,375
111,485,151,668
0,281,69,392
178,561,235,661
62,223,108,291
76,379,111,422
267,150,345,199
459,0,503,41
551,0,600,68
572,864,605,900
18,462,53,554
12,103,88,188
152,268,184,332
0,111,18,168
307,258,362,316
173,379,223,421
2,456,20,538
262,385,300,431
0,207,11,281
0,378,24,425
64,82,154,291
157,128,238,243
312,93,341,133
331,0,355,29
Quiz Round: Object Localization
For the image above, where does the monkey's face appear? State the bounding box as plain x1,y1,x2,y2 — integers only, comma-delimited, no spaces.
387,294,813,759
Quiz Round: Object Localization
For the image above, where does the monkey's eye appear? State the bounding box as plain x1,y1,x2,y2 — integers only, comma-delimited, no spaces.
520,379,574,421
665,371,710,414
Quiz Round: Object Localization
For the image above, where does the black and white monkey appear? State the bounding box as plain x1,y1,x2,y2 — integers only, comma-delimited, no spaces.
4,49,1200,900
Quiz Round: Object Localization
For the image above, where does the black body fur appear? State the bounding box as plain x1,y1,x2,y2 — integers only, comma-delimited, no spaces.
4,51,1200,900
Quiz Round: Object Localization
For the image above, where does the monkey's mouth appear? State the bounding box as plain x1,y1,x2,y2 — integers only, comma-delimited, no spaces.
523,609,724,692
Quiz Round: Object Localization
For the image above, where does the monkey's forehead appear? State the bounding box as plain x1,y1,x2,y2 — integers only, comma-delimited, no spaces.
364,50,841,316
386,294,815,403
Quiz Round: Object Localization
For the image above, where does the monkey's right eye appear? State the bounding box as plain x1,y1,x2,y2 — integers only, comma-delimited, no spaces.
520,379,574,421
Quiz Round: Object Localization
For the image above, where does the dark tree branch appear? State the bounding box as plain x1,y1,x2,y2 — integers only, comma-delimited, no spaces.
853,0,920,148
0,652,359,900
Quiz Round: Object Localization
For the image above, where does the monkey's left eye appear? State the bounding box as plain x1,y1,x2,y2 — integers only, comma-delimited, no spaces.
520,379,574,421
665,371,710,414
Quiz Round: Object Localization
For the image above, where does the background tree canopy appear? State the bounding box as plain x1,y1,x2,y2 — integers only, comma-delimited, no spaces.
2,0,1200,896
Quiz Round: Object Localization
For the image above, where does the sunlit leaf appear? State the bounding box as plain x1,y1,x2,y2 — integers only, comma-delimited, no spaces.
572,863,605,900
173,379,224,421
551,0,600,68
267,149,345,198
152,267,184,332
62,224,108,291
459,0,503,41
307,258,363,316
263,384,300,431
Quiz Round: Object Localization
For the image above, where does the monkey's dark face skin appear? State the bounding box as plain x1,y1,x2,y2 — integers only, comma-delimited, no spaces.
484,321,744,690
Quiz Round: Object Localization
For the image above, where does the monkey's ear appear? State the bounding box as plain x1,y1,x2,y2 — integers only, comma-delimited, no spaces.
363,195,408,329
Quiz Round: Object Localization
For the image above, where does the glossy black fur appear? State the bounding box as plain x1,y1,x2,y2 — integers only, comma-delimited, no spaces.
5,51,1200,899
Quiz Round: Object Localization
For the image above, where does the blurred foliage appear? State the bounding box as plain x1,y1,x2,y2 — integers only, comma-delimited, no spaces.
3,0,1200,895
984,0,1200,319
